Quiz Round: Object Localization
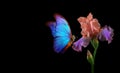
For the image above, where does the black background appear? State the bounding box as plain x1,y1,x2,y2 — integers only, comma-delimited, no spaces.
29,0,120,73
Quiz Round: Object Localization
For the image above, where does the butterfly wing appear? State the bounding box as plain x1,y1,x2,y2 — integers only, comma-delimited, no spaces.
54,36,70,53
54,14,71,37
47,14,72,53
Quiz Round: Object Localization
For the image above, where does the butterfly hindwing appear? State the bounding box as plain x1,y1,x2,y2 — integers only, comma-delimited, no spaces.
54,36,70,53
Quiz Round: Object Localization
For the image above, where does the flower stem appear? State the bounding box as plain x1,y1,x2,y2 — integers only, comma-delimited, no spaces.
89,38,99,73
92,46,98,73
93,48,97,59
91,63,94,73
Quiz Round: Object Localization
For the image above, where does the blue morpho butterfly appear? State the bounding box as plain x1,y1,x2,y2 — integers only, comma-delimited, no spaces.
47,13,75,53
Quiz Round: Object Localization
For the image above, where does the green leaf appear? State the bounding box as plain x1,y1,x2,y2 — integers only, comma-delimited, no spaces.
91,38,99,49
87,50,94,65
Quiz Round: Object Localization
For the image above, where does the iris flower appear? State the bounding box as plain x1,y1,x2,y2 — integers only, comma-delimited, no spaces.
72,13,114,52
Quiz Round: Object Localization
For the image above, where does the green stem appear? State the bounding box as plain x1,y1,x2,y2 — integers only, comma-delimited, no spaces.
90,38,99,73
92,47,98,73
91,63,94,73
93,49,97,59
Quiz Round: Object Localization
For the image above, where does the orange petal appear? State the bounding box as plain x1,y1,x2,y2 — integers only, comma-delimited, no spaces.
87,13,93,21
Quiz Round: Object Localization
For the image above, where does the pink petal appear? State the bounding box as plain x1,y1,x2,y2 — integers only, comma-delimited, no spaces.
87,12,93,21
